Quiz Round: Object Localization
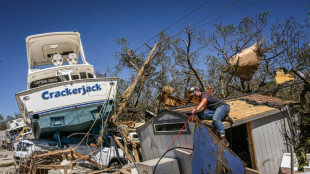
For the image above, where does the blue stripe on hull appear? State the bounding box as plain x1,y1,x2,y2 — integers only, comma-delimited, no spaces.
30,99,109,116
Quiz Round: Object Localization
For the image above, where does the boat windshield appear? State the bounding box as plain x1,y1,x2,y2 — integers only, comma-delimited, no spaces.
30,73,94,89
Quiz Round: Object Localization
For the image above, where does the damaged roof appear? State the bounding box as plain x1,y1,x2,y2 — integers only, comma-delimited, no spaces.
169,94,299,129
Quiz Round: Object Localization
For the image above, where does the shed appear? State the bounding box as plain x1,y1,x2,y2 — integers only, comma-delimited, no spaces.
137,94,298,174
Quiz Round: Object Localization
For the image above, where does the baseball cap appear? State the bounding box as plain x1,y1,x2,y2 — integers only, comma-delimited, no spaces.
189,86,199,96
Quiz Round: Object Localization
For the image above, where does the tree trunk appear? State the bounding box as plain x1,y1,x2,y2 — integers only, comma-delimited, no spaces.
118,43,159,116
133,71,148,107
185,29,206,91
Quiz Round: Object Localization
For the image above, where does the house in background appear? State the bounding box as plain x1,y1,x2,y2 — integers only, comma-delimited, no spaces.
137,94,298,174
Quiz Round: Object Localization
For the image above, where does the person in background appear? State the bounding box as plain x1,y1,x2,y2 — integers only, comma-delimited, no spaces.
190,86,233,146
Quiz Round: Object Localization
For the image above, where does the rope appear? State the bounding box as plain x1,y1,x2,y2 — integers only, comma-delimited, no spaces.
165,85,213,152
74,83,114,151
116,126,141,174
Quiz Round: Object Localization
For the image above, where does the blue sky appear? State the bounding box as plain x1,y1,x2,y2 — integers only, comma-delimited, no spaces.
0,0,308,117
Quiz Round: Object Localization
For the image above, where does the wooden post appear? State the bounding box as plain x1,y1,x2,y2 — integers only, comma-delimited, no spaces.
290,144,294,174
246,122,258,170
64,152,69,160
64,166,68,174
132,143,140,162
70,150,75,160
112,134,134,163
118,43,158,116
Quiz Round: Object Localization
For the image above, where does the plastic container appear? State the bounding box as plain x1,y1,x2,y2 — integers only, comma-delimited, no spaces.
280,153,298,174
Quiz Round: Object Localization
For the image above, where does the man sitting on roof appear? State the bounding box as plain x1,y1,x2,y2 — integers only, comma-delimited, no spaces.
190,86,232,146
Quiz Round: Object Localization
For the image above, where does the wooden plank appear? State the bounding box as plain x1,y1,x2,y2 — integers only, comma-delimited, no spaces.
112,134,134,163
32,164,37,174
115,121,134,125
70,150,75,160
245,167,263,174
202,109,281,130
64,152,69,160
246,122,258,170
88,167,115,174
132,143,140,162
33,148,74,158
119,168,131,174
36,165,73,170
74,151,106,169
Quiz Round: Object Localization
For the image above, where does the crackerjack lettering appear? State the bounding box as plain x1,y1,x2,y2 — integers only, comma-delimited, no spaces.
41,84,102,100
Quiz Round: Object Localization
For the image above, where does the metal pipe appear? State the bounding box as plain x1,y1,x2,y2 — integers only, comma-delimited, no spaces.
290,144,294,174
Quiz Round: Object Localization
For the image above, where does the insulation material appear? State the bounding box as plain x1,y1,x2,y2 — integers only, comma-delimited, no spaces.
228,43,260,81
157,86,174,102
275,69,294,84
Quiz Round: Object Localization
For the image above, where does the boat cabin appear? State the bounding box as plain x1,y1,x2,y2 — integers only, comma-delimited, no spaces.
26,32,95,89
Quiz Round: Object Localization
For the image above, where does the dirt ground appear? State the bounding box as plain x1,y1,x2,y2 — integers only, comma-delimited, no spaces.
0,149,16,174
0,149,101,174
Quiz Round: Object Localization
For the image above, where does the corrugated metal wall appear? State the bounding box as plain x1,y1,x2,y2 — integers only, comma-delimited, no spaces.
251,112,290,174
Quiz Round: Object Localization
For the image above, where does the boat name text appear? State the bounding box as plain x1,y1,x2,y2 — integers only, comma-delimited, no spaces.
41,84,102,100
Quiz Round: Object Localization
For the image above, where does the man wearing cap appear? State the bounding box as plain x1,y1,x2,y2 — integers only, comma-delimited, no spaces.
189,86,232,146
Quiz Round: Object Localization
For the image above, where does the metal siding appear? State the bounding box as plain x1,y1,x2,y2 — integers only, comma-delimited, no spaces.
139,112,196,174
252,119,267,174
252,113,289,174
149,125,160,159
157,114,179,121
192,121,246,174
145,126,154,160
264,116,277,174
140,126,151,160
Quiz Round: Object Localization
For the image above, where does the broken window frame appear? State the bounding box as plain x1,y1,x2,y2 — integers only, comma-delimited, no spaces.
153,120,191,135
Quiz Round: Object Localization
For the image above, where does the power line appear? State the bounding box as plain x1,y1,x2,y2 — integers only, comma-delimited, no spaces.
191,0,264,30
137,0,263,57
134,0,211,52
191,0,240,29
170,0,263,40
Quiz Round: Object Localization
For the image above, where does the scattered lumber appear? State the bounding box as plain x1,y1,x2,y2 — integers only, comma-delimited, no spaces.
74,151,106,169
112,134,134,163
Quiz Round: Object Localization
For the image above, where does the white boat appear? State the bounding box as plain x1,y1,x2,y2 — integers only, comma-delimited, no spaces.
15,32,118,140
6,118,25,134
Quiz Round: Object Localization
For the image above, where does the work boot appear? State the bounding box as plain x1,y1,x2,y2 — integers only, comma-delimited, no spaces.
220,134,230,147
224,115,234,124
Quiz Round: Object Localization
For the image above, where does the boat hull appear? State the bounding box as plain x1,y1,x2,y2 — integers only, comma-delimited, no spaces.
16,78,118,139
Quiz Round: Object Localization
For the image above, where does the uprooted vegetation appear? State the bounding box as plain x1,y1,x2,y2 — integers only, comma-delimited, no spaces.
112,11,310,169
